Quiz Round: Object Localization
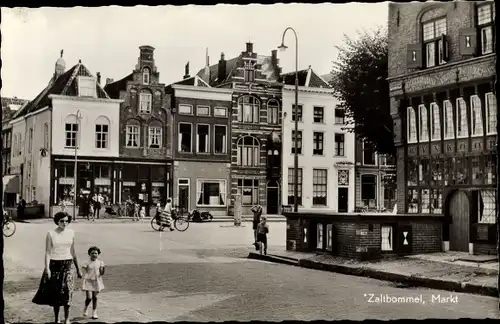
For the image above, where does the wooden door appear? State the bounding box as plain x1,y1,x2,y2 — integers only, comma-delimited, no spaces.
338,188,348,212
449,191,470,252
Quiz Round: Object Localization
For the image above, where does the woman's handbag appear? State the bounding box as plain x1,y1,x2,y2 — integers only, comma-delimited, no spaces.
32,271,53,305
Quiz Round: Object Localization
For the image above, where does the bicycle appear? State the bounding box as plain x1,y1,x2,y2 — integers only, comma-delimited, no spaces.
3,210,16,237
151,209,190,232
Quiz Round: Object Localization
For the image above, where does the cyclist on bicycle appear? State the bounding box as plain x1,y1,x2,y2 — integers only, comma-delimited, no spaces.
160,199,175,232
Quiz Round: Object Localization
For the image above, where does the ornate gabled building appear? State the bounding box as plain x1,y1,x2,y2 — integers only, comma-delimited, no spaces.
104,46,172,215
196,43,283,215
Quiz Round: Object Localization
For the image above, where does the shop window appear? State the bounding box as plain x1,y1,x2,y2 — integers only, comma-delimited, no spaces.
151,182,165,206
196,124,210,153
421,189,431,213
214,125,227,154
407,189,419,213
179,123,192,153
478,190,496,224
238,95,260,123
126,125,140,147
95,165,111,203
418,104,429,142
148,126,162,149
470,95,484,136
430,103,441,141
442,158,451,186
57,164,75,205
407,159,418,186
485,155,497,185
196,179,226,206
313,132,324,155
453,156,469,185
313,107,324,123
430,159,442,186
381,226,393,251
292,104,303,122
237,179,259,206
316,223,324,249
313,169,327,206
471,156,483,185
419,159,430,185
237,136,260,167
287,168,303,205
486,93,497,135
407,107,417,143
291,130,302,154
267,99,279,124
456,98,468,138
430,189,442,214
361,174,377,208
443,100,454,139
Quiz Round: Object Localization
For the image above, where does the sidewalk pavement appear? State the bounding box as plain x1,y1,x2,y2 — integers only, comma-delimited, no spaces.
248,250,499,297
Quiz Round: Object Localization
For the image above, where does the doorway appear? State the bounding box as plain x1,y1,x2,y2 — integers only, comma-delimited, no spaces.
448,191,470,252
338,187,348,212
267,180,279,214
178,178,190,213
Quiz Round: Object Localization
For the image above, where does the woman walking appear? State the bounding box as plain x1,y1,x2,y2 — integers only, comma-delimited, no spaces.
32,212,82,324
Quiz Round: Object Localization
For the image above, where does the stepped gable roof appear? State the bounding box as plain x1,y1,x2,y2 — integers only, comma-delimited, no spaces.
103,73,134,99
14,63,110,119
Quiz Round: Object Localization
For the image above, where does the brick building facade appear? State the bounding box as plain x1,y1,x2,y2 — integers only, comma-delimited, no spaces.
388,1,496,254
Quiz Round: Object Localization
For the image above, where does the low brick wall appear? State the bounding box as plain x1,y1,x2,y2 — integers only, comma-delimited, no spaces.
284,212,444,260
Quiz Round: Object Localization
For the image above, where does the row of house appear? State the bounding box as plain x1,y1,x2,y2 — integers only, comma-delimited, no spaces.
2,42,396,218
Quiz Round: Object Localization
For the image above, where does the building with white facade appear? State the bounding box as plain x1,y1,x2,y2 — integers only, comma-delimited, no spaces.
9,51,122,217
281,66,356,212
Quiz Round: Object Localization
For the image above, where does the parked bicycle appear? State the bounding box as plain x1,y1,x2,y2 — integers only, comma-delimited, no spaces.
150,208,190,232
3,209,16,237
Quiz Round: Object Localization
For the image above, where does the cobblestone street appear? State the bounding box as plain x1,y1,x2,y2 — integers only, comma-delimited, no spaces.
5,221,499,322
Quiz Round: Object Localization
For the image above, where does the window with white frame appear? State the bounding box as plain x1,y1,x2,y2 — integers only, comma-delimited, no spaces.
244,61,255,83
456,98,468,138
418,104,429,141
478,189,496,224
361,174,377,207
267,99,279,124
312,169,327,206
196,179,226,206
486,93,497,135
44,123,49,149
214,125,227,154
78,76,96,97
313,132,324,155
288,168,303,205
214,107,227,117
179,104,193,115
95,124,109,149
126,125,140,147
143,67,150,85
179,123,192,153
65,123,78,148
292,104,303,122
443,100,454,139
422,17,447,68
237,179,259,205
139,91,152,113
291,130,302,154
313,107,324,123
381,226,393,251
430,103,441,140
197,105,210,116
477,3,495,55
238,95,260,123
237,136,260,167
335,107,345,124
197,124,210,153
334,133,345,156
148,126,162,148
470,95,483,136
407,107,417,143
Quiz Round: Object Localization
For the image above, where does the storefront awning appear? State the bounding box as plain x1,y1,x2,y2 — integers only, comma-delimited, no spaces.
3,175,20,194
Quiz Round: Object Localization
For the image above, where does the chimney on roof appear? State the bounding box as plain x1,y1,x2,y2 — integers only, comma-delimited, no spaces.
183,62,190,79
79,59,82,64
96,72,101,84
218,52,226,84
106,78,114,85
246,42,253,53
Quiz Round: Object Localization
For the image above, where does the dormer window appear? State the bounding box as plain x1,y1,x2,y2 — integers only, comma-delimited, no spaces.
244,61,255,83
143,67,150,85
78,76,96,98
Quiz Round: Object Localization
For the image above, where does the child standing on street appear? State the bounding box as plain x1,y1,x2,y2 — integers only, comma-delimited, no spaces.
82,246,105,319
256,216,269,255
133,202,140,222
139,206,146,222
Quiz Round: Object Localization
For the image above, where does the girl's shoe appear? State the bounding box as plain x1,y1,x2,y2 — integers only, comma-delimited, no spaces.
83,307,89,316
92,310,98,319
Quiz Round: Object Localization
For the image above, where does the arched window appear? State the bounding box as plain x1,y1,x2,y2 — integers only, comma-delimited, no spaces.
430,102,441,141
485,93,497,135
470,95,483,136
418,104,429,142
456,98,468,138
139,90,152,113
148,120,163,149
407,107,417,143
443,100,454,140
238,95,260,123
95,116,110,149
237,136,260,167
267,99,279,124
143,67,150,85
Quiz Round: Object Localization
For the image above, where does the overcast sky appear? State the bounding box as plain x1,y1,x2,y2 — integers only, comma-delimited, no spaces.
2,4,388,100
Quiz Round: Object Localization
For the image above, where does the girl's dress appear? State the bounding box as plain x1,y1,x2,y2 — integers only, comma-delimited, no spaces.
82,260,105,292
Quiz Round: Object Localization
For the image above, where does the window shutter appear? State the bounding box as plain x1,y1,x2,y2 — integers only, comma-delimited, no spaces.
459,28,477,55
406,44,422,69
441,34,449,62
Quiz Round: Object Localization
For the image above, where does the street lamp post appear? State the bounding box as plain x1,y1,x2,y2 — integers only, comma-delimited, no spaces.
279,27,299,213
73,110,82,220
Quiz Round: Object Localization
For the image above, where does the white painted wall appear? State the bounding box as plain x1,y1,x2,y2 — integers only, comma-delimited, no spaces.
281,88,356,212
51,96,122,157
9,117,26,176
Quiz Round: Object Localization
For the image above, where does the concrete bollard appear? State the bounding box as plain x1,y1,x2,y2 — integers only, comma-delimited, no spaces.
234,194,242,226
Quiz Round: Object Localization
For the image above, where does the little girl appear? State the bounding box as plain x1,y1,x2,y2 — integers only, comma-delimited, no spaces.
139,206,146,222
82,246,105,319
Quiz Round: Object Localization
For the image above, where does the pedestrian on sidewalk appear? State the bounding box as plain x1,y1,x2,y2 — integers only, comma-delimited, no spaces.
81,246,105,320
256,216,269,255
133,201,140,222
88,203,95,222
139,206,146,223
250,204,263,244
32,212,83,324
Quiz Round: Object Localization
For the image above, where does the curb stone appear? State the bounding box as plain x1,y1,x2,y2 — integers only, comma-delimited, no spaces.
248,253,498,298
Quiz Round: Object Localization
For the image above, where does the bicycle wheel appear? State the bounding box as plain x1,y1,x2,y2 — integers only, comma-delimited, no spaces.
174,217,189,232
3,221,16,237
150,217,162,231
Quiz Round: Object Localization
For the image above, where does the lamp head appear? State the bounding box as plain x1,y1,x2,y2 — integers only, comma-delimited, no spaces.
278,44,288,52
